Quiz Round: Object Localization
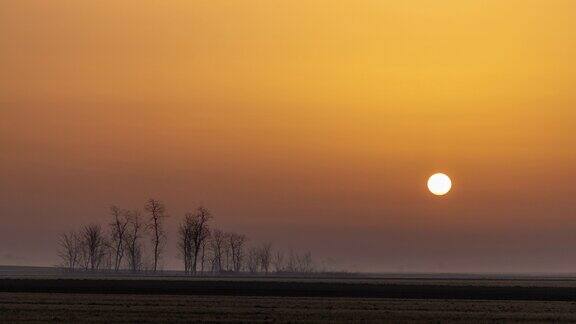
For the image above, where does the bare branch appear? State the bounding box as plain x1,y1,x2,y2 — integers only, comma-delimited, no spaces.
145,199,167,272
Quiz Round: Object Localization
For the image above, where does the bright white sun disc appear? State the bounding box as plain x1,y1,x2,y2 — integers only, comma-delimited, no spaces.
427,173,452,196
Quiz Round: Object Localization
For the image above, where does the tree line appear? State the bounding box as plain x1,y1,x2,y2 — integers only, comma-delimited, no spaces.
58,198,314,274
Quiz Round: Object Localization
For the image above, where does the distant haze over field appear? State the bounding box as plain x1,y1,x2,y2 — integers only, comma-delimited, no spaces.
2,1,576,272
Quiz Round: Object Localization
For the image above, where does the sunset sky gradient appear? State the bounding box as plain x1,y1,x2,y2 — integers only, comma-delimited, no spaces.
2,1,576,272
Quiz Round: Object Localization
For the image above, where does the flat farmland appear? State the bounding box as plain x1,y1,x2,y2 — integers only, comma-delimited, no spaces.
3,292,576,323
3,277,576,300
3,275,576,322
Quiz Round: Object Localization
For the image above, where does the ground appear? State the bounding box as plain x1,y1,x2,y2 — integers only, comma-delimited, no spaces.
3,267,576,322
3,292,576,323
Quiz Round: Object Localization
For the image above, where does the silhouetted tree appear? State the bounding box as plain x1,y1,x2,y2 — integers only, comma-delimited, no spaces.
300,251,314,273
209,229,225,272
56,200,319,275
145,199,167,272
189,207,211,274
81,224,106,270
125,210,144,272
287,250,314,273
222,232,232,271
272,250,285,273
78,237,90,270
110,206,129,271
58,231,81,270
246,246,259,273
286,250,297,273
178,214,194,274
258,242,273,274
228,232,247,272
199,229,210,273
101,239,114,270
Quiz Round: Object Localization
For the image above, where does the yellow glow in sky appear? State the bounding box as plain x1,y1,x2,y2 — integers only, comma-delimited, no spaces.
2,1,576,272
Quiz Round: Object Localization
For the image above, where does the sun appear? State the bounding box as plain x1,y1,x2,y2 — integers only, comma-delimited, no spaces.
427,173,452,196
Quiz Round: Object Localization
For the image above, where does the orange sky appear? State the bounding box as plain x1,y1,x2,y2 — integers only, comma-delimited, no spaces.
2,1,576,272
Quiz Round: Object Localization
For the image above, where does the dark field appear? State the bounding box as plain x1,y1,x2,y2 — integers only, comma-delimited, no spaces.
3,292,576,323
4,277,576,300
3,271,576,322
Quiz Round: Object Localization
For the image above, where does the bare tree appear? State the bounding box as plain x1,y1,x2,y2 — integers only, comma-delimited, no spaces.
228,232,247,272
125,210,144,272
81,224,106,270
222,232,232,271
178,214,194,274
55,200,319,276
199,229,210,273
101,239,114,271
178,208,212,274
209,229,225,272
272,250,285,273
246,246,260,273
286,250,297,273
58,231,81,270
287,250,314,273
258,242,273,274
78,238,90,270
298,251,314,273
187,207,211,274
110,206,129,271
145,199,167,272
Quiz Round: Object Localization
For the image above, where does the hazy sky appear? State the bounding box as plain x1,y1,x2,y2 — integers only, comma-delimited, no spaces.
2,1,576,272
